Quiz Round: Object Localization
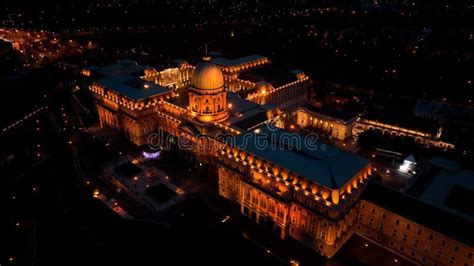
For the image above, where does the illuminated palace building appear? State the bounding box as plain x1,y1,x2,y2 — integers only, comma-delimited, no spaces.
82,55,310,149
83,55,473,264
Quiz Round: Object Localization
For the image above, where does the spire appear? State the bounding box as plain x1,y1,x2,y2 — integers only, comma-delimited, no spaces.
203,42,211,61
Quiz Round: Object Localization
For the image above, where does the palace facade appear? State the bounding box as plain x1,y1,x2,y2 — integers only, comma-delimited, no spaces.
82,55,472,263
217,126,372,257
296,104,358,140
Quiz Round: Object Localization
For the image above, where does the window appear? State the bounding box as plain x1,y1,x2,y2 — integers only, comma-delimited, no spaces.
323,222,327,228
392,229,397,236
371,208,375,214
429,234,434,240
399,246,404,252
437,250,443,258
414,239,419,247
361,204,365,209
406,224,411,230
421,257,426,263
382,213,386,219
417,229,422,235
454,246,459,252
395,219,400,225
468,252,472,259
403,234,408,241
442,240,446,246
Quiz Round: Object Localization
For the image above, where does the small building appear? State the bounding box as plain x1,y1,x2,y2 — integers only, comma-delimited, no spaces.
399,154,416,174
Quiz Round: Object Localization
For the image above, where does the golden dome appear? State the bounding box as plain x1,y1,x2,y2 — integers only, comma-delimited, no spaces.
192,59,224,90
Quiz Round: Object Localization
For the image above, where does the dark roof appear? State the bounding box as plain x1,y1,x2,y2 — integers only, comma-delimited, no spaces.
227,92,276,130
96,74,170,101
363,181,474,246
229,125,369,188
239,65,296,88
114,162,142,178
365,112,440,135
86,59,153,78
303,104,357,122
232,111,269,130
211,54,265,67
145,183,177,204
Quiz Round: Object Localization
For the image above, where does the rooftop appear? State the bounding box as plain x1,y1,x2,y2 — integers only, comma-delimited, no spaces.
226,92,276,130
211,54,266,67
96,74,170,101
419,168,474,220
229,125,369,189
363,181,474,246
239,65,297,88
114,162,142,179
86,59,154,78
145,183,178,204
413,99,448,116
